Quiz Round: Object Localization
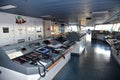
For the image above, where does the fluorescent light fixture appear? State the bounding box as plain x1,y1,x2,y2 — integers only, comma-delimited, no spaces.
41,15,51,18
92,11,108,14
0,5,16,10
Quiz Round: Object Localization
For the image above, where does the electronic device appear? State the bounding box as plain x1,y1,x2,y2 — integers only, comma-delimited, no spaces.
0,38,74,80
55,36,67,43
0,41,51,78
35,48,50,54
43,40,51,45
35,47,54,63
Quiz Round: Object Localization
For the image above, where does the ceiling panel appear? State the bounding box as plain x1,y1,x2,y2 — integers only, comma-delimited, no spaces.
0,0,120,25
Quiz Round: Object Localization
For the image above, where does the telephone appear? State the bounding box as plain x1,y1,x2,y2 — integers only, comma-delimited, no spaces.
12,52,46,77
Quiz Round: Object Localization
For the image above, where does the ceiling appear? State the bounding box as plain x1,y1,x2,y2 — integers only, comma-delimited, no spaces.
0,0,120,26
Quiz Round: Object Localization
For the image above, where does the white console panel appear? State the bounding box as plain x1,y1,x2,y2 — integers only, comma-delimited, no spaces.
0,52,71,80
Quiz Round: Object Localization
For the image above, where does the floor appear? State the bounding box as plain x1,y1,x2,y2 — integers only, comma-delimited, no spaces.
53,35,120,80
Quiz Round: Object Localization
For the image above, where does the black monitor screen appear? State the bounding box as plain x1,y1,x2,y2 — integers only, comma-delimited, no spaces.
43,40,50,45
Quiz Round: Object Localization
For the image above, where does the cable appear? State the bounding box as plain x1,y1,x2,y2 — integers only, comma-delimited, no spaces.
25,54,46,78
37,61,46,77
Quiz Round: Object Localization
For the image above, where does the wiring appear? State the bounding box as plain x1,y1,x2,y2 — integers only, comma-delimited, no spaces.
37,61,46,77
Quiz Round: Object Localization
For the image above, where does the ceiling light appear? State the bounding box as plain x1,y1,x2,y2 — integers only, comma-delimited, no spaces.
0,5,17,10
41,15,51,18
92,11,108,14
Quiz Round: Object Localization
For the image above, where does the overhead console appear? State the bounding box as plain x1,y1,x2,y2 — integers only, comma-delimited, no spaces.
0,36,75,80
